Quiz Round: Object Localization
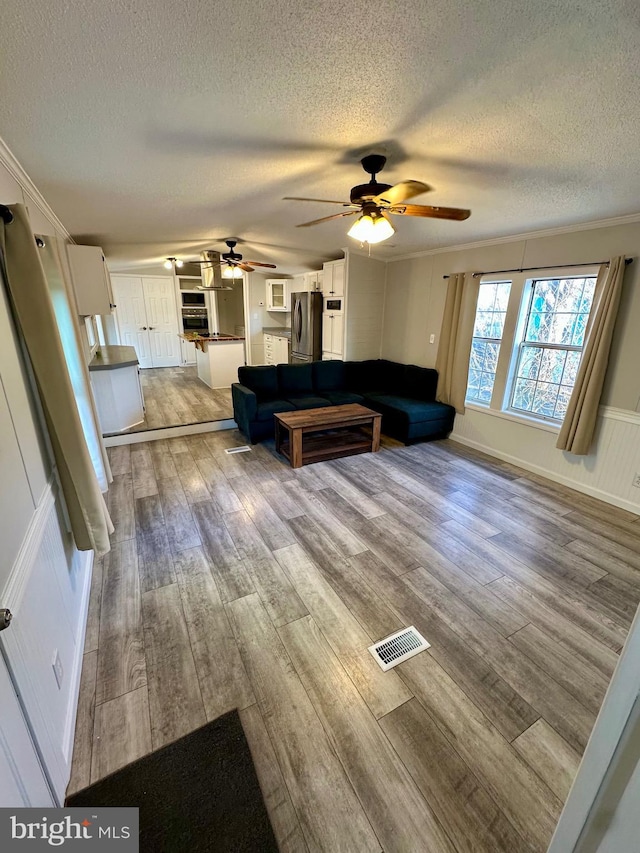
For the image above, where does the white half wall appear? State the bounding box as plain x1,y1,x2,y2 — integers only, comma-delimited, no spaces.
451,405,640,513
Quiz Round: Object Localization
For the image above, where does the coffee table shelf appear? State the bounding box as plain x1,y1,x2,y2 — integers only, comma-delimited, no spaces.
274,404,382,468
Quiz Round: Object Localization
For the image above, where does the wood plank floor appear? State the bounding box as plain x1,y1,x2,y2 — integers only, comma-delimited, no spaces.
69,432,640,852
110,366,232,436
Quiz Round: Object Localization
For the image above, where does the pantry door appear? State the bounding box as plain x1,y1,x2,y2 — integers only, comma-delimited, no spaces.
142,277,181,368
111,276,152,368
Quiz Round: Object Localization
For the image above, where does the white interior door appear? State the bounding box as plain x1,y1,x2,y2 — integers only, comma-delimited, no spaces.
0,648,54,806
111,276,152,368
142,277,180,368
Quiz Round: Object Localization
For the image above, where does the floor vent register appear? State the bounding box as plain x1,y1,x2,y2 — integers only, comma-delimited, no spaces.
368,627,430,671
224,446,252,454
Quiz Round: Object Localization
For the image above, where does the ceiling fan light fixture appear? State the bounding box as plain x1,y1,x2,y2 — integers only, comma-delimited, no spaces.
222,264,243,278
347,211,395,244
175,258,184,268
163,258,174,270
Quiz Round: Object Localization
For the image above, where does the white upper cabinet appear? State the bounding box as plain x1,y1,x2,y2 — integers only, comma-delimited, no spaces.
303,270,324,292
66,244,115,316
266,279,292,311
322,259,345,296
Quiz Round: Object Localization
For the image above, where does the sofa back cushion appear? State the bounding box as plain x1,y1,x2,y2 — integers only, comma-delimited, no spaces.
238,365,279,401
402,365,438,401
345,359,404,392
313,360,346,392
278,363,314,396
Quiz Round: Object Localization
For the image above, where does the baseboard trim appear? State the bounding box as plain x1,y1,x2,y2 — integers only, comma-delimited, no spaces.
104,418,236,446
61,549,93,766
449,433,640,514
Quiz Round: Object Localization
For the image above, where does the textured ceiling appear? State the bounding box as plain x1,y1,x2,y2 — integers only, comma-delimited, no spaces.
1,0,639,273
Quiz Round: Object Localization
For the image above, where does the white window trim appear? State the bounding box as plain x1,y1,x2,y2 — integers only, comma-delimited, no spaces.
466,265,600,427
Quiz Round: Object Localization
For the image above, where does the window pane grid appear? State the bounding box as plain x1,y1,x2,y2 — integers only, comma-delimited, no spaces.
510,276,596,421
466,281,511,404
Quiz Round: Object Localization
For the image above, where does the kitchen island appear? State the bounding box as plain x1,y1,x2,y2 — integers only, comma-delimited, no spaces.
180,333,246,389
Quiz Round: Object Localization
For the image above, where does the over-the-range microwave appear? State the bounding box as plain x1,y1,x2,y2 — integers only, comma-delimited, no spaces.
324,297,343,313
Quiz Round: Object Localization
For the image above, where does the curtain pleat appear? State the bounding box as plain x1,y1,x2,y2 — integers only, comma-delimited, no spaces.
556,256,627,455
435,272,480,413
0,204,113,554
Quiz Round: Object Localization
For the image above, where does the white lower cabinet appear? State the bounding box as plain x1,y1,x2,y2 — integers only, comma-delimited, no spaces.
321,312,344,359
264,333,289,365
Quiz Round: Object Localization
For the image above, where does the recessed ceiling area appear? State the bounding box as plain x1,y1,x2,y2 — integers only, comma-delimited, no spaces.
1,0,639,273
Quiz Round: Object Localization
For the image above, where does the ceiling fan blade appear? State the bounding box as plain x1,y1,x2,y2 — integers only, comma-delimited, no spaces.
373,180,432,207
296,211,359,228
245,261,277,269
389,203,471,221
283,197,356,207
238,263,255,272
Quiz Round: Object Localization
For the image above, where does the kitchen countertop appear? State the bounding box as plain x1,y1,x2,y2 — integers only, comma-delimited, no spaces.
89,345,139,371
263,327,291,338
179,333,246,343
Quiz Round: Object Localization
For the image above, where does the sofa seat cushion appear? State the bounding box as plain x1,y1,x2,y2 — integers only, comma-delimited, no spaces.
256,399,297,421
320,390,365,405
286,395,334,410
364,394,454,424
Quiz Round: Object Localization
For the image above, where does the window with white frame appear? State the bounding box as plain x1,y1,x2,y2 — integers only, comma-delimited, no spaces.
465,269,598,424
466,280,511,404
509,276,596,421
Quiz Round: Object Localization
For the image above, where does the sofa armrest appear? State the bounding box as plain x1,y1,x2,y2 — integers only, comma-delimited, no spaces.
231,383,257,434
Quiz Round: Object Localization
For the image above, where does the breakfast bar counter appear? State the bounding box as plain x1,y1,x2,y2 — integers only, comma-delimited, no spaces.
179,333,246,389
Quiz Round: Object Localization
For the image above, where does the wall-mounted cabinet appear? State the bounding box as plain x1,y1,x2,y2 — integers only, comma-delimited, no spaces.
66,244,115,316
304,270,324,292
266,279,292,311
322,259,345,296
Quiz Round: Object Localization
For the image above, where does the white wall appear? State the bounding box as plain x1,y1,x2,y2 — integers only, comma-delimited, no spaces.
0,145,93,803
382,218,640,510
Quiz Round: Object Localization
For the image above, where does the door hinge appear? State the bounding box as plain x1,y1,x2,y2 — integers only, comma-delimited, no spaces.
0,608,13,631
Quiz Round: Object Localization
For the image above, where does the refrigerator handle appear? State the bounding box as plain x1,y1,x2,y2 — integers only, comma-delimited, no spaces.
294,299,302,344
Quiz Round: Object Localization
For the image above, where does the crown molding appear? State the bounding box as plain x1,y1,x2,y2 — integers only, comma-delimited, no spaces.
0,134,72,241
389,211,640,263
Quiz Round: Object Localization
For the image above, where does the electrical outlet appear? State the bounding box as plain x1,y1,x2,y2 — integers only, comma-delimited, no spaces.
633,473,640,489
52,650,63,689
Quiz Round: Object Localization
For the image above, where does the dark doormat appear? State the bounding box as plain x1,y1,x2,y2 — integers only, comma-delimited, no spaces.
66,710,278,852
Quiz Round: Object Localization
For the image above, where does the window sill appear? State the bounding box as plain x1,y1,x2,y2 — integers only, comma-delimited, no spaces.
463,402,561,434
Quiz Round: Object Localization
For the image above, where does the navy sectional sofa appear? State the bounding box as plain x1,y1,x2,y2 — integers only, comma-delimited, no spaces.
231,359,455,445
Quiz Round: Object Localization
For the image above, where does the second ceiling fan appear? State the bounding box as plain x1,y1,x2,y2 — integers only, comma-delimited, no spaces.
196,240,278,277
284,154,471,243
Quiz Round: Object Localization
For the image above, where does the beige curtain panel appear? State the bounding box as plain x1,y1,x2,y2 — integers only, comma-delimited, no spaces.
0,204,113,554
435,272,480,414
556,256,627,456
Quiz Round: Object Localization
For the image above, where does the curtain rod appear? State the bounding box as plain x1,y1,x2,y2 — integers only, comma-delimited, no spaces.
443,258,633,279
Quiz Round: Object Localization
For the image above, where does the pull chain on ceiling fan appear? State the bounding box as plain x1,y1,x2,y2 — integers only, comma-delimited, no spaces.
284,154,471,244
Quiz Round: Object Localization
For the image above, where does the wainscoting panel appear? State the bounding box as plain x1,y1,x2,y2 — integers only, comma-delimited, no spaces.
451,406,640,513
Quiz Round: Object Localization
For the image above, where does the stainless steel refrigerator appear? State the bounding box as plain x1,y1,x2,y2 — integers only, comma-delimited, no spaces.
290,291,323,364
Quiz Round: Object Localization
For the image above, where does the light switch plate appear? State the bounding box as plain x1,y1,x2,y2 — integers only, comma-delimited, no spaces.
429,334,435,344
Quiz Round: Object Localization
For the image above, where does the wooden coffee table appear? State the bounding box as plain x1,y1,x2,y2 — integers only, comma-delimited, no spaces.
274,403,382,468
